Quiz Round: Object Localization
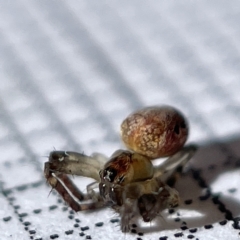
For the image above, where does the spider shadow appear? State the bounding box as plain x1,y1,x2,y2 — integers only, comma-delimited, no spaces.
132,136,240,234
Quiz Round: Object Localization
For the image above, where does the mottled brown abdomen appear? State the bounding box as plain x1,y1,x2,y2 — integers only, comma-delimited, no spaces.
120,106,189,159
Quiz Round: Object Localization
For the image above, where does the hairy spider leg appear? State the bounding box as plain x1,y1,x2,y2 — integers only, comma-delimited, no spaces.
44,151,108,211
47,151,107,180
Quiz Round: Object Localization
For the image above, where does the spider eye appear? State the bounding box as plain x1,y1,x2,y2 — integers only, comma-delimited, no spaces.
103,167,117,182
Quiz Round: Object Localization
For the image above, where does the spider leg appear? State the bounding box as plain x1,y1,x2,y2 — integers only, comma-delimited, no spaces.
47,170,106,211
44,151,108,211
45,151,107,181
119,198,138,232
137,181,180,223
130,145,197,225
153,144,197,185
86,181,102,202
118,177,180,232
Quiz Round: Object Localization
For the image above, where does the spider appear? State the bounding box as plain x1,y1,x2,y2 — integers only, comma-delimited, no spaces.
44,105,197,232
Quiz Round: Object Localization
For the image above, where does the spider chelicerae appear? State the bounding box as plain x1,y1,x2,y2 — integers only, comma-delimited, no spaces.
44,106,197,232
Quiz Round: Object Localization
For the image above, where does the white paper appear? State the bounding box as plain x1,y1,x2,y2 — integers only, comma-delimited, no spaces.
0,1,240,239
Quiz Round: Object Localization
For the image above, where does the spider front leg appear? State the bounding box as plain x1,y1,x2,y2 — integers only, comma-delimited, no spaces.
44,151,107,211
117,177,180,232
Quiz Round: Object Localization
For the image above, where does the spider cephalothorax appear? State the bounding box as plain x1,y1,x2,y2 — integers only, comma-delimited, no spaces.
44,105,197,232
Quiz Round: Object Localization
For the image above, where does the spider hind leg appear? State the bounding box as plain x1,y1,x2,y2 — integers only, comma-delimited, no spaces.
153,144,197,186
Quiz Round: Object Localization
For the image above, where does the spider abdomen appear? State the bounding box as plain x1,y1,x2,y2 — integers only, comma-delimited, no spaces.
121,106,189,159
